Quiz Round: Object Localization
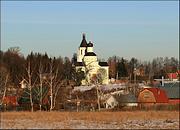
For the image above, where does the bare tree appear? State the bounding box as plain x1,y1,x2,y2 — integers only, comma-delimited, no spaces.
38,61,43,111
91,77,101,111
23,60,36,112
0,73,9,105
82,60,95,85
97,68,107,84
45,60,61,111
91,69,107,111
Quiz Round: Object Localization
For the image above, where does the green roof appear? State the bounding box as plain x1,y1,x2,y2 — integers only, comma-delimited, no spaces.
18,86,49,104
158,82,179,99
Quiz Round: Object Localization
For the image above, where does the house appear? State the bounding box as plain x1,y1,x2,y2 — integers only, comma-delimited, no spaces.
104,94,118,108
75,34,109,85
1,96,18,111
118,92,138,107
104,92,137,109
158,82,180,104
138,88,168,105
2,96,18,106
18,86,50,111
66,87,98,111
166,70,180,81
20,79,28,89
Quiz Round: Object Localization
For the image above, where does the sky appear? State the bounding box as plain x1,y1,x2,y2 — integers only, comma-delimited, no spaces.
1,1,179,61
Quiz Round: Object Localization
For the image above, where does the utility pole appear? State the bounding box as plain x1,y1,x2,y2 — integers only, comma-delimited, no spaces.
39,73,42,111
134,68,137,84
133,68,137,95
116,72,118,81
76,95,79,112
50,73,53,111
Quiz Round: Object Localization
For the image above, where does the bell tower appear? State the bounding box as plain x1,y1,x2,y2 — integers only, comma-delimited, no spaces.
77,33,87,62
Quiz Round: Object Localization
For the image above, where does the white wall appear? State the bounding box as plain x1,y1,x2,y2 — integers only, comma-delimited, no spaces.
87,47,93,52
77,47,86,62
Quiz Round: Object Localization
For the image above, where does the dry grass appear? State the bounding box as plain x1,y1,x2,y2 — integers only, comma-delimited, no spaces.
2,111,178,121
1,111,179,129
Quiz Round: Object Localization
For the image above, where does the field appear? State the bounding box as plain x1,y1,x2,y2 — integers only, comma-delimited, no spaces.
0,111,179,129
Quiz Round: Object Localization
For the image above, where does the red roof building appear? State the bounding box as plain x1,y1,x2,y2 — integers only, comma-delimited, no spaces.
3,96,18,106
167,73,178,79
167,70,180,80
138,88,168,104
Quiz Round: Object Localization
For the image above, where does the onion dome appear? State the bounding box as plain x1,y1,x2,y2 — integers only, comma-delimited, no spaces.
87,41,93,47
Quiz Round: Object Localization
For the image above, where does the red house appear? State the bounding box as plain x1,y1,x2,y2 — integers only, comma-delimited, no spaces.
3,96,18,106
167,70,180,81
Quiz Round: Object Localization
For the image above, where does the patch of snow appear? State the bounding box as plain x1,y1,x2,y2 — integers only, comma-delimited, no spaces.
72,85,96,92
101,84,126,91
73,84,127,92
1,118,179,129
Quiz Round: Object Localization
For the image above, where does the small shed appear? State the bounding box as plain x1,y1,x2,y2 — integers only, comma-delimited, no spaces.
105,94,118,109
104,92,137,109
118,92,138,107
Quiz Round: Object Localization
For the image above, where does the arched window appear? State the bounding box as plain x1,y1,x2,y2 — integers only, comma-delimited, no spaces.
81,50,82,55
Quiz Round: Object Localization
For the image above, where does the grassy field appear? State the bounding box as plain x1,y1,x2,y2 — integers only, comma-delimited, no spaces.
1,111,179,129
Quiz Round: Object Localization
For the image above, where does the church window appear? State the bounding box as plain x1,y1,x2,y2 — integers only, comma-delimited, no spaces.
81,50,82,55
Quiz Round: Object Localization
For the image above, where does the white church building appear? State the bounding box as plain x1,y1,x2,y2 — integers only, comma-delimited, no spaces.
75,34,109,85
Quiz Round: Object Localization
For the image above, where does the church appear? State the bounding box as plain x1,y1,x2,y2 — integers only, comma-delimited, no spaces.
75,34,109,85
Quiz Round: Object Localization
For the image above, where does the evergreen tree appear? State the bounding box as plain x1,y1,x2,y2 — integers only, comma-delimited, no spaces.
117,58,128,79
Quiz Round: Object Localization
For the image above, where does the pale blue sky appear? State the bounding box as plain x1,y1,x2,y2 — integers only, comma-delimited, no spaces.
1,1,179,61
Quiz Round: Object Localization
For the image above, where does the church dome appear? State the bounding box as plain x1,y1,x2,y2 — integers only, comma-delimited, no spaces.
87,41,93,47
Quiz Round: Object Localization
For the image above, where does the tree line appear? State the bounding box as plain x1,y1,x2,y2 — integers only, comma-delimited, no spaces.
0,47,179,111
0,47,85,88
0,47,179,88
108,56,179,82
0,47,83,111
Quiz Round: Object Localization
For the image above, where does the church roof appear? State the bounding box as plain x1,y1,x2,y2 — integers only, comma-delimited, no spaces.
75,62,83,66
80,34,88,47
84,52,97,56
99,62,108,66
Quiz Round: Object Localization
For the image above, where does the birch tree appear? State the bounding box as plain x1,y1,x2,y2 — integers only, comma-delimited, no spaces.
27,61,34,112
38,61,43,111
0,69,9,105
23,60,36,112
45,59,61,111
90,69,106,111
